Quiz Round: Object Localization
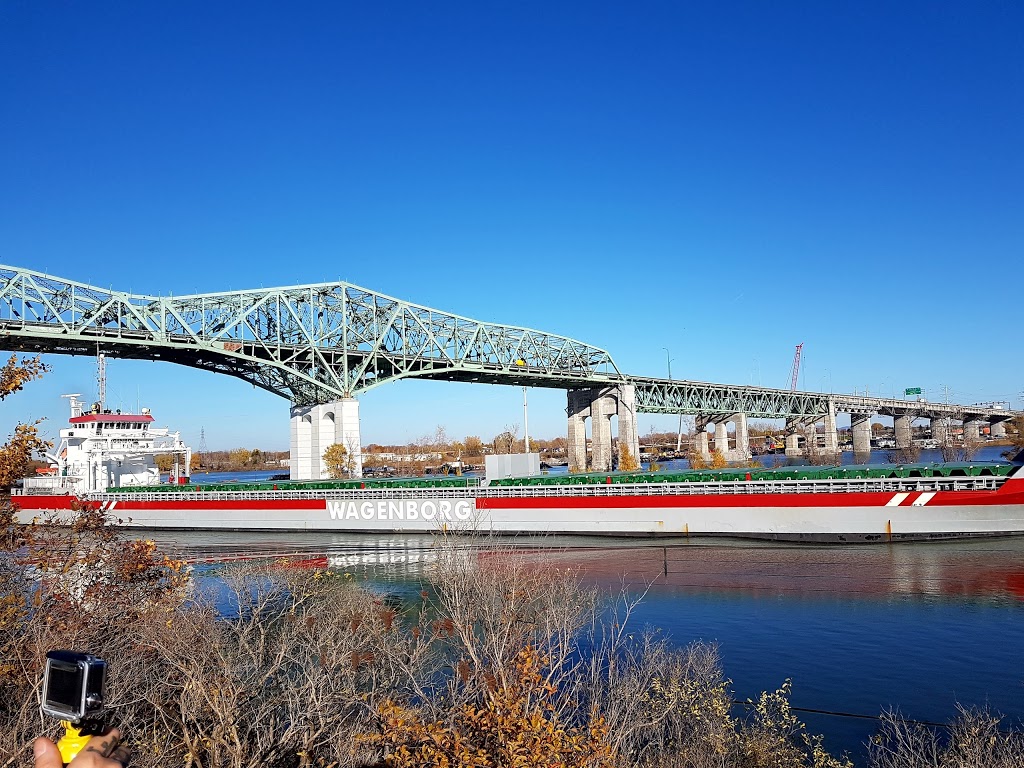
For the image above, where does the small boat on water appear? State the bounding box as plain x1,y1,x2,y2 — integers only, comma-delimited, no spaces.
12,396,1024,543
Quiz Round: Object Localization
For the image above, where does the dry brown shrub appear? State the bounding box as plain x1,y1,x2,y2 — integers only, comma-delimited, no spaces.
868,706,1024,768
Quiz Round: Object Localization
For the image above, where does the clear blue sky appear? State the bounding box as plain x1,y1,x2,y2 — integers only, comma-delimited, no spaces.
1,1,1021,451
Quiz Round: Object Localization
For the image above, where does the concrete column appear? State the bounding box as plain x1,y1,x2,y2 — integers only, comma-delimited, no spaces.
894,414,913,449
822,400,839,455
615,384,641,467
290,404,314,480
590,391,615,473
714,421,729,456
931,416,949,445
730,412,750,460
850,413,872,458
784,418,804,457
990,420,1007,439
332,398,362,478
291,399,363,480
694,424,710,461
964,419,984,444
566,389,591,472
803,421,820,458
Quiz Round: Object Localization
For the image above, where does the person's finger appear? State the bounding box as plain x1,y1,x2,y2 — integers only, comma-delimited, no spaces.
107,743,130,766
33,737,63,768
82,728,121,758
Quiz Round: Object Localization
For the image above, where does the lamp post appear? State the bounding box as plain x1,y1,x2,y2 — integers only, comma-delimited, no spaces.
522,386,530,454
663,348,683,453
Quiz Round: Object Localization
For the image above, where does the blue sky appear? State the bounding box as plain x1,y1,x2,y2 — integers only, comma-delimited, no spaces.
1,1,1021,451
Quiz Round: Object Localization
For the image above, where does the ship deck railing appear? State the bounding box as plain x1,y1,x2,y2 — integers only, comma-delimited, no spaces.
92,475,1006,503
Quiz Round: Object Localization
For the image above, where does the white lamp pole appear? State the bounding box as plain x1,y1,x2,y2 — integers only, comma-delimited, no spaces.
522,386,530,454
663,348,683,452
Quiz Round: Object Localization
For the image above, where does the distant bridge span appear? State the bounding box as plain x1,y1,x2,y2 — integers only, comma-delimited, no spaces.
0,266,1018,477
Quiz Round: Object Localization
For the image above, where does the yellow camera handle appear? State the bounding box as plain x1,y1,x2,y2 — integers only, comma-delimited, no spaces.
57,721,90,764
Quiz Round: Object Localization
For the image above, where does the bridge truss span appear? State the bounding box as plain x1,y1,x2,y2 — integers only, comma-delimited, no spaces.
633,378,830,418
0,265,622,405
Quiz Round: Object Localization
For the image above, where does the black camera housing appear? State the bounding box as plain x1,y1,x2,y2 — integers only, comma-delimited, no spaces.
41,651,106,723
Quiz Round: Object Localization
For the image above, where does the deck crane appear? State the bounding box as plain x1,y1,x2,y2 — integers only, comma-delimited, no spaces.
789,343,804,391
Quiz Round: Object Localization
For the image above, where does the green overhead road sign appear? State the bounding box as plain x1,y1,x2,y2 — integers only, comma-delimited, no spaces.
905,387,922,396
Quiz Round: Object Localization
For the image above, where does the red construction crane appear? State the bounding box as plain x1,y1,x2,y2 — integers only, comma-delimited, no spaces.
789,343,804,391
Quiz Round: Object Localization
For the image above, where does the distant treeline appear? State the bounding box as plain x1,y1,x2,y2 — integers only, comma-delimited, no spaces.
191,448,289,471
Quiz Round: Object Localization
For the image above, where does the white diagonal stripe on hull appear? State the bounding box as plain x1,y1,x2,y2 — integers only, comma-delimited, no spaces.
886,492,910,507
912,492,936,507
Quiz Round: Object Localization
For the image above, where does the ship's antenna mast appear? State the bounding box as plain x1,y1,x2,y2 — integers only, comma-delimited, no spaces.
96,349,107,410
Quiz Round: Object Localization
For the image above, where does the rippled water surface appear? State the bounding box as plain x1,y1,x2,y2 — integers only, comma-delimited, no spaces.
151,530,1024,762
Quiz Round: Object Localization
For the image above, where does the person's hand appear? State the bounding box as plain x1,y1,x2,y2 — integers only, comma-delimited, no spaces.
34,728,130,767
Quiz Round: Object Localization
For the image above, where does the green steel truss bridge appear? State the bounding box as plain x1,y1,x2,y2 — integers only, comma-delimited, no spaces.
0,265,1015,422
0,265,621,406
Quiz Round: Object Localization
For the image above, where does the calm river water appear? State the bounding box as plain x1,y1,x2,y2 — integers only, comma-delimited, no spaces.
148,526,1024,764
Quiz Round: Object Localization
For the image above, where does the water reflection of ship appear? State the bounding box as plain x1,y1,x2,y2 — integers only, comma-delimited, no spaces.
148,531,1024,601
154,532,446,579
506,542,1024,601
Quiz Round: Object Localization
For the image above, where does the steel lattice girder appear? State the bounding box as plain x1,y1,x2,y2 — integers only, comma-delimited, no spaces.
634,380,1017,421
0,265,623,405
634,380,831,418
0,265,1018,421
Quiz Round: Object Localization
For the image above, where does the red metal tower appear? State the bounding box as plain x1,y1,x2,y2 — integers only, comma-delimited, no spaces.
789,343,804,391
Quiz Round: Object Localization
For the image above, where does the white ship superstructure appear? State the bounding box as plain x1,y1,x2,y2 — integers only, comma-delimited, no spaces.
23,394,191,494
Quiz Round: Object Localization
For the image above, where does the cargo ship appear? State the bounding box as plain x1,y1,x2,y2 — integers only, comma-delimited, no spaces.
12,397,1024,542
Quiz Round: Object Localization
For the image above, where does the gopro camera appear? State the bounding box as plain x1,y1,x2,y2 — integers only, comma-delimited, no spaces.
41,651,106,723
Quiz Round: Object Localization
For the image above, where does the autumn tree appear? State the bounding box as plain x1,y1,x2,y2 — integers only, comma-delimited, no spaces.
323,442,351,478
619,444,640,472
228,447,252,467
0,355,47,401
463,435,484,456
493,424,520,454
0,356,52,490
431,425,450,451
0,422,52,489
1001,416,1024,460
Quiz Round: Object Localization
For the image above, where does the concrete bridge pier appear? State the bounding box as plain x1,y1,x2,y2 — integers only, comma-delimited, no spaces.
591,392,615,473
710,412,751,461
566,385,640,473
694,418,711,461
963,419,985,444
616,385,641,466
894,414,913,449
803,420,821,459
931,416,949,445
990,420,1007,439
713,420,729,456
567,390,590,473
784,418,806,457
822,400,839,455
729,412,751,460
850,413,872,458
290,398,362,480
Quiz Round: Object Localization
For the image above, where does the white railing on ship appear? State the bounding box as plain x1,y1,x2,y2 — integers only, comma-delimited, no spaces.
89,475,1005,504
